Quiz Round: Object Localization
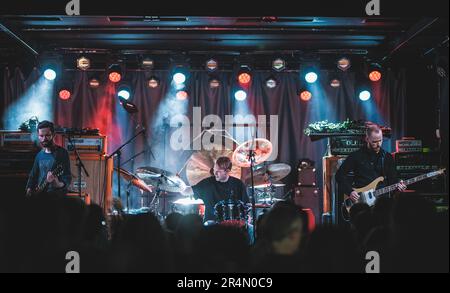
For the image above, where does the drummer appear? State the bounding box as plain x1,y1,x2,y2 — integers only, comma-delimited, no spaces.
182,156,249,223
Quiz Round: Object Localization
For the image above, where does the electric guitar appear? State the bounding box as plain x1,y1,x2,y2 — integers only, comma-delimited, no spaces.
341,168,446,221
30,164,64,196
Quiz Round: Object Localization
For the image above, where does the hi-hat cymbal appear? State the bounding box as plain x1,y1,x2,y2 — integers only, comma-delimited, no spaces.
232,138,273,168
136,166,186,193
244,163,291,186
114,168,153,193
185,143,241,186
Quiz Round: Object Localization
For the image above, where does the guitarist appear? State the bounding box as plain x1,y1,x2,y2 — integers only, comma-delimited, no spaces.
25,120,72,198
336,125,406,205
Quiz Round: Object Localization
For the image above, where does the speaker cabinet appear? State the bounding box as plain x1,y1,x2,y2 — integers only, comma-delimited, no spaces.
68,154,112,212
322,155,348,224
294,187,320,225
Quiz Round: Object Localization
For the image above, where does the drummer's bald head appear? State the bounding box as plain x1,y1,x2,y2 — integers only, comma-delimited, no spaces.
215,156,232,171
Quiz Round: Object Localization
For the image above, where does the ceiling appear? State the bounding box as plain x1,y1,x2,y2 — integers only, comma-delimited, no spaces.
0,16,448,69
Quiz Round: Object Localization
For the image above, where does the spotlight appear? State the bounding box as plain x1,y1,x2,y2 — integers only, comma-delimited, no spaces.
89,78,100,88
305,72,318,83
206,59,218,71
330,78,341,88
58,89,71,100
108,64,122,83
272,58,286,71
148,76,160,88
337,57,351,71
234,90,247,101
265,76,277,88
173,72,186,84
359,90,371,101
176,90,188,100
117,83,131,100
209,76,220,89
44,68,56,81
76,56,91,70
368,63,382,82
369,70,381,82
141,57,154,69
300,90,312,101
238,65,252,85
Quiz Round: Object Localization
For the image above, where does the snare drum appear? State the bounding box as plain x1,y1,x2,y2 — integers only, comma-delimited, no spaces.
172,198,204,216
214,199,247,227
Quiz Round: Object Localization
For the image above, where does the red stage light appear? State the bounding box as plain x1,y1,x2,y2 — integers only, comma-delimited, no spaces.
238,72,251,85
369,70,382,82
300,90,312,101
59,89,71,100
109,71,121,83
176,90,188,100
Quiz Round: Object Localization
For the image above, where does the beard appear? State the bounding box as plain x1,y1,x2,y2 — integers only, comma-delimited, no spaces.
41,140,54,148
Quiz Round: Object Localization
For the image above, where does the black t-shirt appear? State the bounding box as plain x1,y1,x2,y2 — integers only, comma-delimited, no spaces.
192,176,249,222
335,146,399,196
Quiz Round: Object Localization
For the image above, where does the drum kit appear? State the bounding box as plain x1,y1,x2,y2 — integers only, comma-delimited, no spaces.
114,136,292,227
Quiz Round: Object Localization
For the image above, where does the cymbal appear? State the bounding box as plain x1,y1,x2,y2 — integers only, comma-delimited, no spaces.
136,166,186,193
244,163,291,186
232,138,273,168
253,181,286,189
185,143,241,186
114,168,153,193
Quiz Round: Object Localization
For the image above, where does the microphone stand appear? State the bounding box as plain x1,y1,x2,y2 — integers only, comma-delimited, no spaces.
67,135,89,199
106,128,145,211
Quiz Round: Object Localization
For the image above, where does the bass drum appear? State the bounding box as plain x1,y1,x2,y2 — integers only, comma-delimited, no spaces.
214,199,247,227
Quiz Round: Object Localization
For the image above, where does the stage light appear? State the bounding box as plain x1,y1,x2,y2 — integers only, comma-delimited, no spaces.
238,65,252,85
44,69,56,81
89,78,100,88
118,89,130,100
330,78,341,88
58,89,71,100
176,90,188,100
209,76,220,88
305,72,318,83
272,58,286,71
117,83,131,100
148,76,160,88
369,70,382,82
76,56,91,70
108,64,122,83
300,90,312,101
359,90,371,101
238,72,251,85
234,90,247,101
206,59,218,71
173,72,186,84
337,57,351,71
109,72,121,83
265,76,277,88
141,57,154,69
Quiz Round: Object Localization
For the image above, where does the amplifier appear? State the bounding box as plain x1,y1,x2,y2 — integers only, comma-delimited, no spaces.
396,138,422,153
330,136,365,155
0,131,36,150
0,149,38,175
394,152,440,166
62,135,107,155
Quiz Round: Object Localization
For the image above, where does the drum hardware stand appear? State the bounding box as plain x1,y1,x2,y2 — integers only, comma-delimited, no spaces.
248,136,258,242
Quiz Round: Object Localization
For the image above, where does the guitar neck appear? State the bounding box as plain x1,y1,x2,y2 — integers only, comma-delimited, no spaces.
374,172,440,197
